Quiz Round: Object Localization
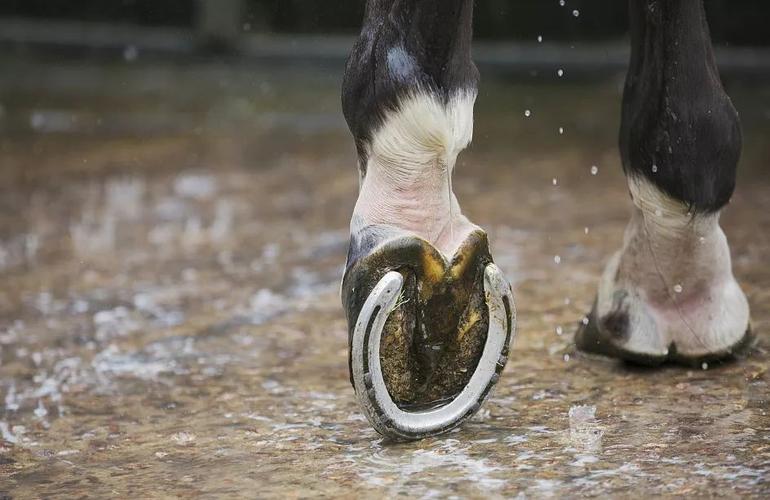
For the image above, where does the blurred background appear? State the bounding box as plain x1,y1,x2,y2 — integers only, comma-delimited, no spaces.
2,0,770,46
1,2,770,496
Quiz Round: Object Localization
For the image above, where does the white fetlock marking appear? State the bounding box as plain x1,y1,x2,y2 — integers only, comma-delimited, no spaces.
351,264,514,439
368,90,476,178
596,176,750,357
629,175,714,236
351,91,479,258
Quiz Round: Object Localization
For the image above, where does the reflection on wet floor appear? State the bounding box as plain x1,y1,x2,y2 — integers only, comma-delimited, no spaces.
1,56,769,497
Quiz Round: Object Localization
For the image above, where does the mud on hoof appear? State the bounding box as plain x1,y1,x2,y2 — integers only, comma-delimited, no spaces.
575,178,753,366
343,230,515,440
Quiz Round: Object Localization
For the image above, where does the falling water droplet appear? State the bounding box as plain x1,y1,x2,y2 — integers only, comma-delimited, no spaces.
556,326,563,336
537,35,543,43
655,209,662,217
581,316,589,325
557,69,564,77
559,0,566,6
552,177,558,186
590,165,598,175
554,255,561,264
573,9,580,17
701,362,709,370
652,164,658,173
563,353,571,362
524,109,532,117
584,227,589,234
558,127,564,135
673,283,683,293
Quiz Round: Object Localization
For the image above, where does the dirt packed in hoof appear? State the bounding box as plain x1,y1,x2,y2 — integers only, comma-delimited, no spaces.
379,250,490,408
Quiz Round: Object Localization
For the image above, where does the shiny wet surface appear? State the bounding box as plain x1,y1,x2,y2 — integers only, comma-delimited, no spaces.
1,56,769,497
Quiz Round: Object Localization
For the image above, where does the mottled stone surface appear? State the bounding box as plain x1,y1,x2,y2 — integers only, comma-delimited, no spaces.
0,57,768,497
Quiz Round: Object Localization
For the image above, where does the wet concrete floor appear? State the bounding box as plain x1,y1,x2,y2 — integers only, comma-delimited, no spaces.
0,56,769,497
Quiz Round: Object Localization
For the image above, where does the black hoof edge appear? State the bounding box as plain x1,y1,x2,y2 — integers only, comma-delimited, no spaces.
575,299,756,368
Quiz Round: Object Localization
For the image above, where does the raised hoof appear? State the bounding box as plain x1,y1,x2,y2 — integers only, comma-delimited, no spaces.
343,230,515,441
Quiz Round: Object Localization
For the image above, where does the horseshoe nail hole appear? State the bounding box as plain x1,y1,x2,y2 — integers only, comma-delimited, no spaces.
502,295,512,338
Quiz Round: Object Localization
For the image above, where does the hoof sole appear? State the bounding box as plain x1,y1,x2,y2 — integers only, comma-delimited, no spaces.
350,264,515,440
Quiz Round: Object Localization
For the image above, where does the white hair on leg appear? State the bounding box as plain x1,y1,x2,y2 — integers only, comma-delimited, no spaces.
594,175,750,358
351,90,479,257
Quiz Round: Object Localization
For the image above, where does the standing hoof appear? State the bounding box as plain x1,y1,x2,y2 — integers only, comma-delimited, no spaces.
576,299,754,367
576,178,753,367
343,230,515,440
